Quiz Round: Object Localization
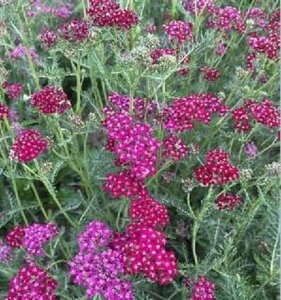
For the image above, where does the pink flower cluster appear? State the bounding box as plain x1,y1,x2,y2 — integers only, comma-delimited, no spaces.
161,93,229,132
200,66,220,81
2,82,23,100
213,6,246,33
129,194,170,229
6,226,25,248
9,44,39,62
39,27,57,48
112,225,178,285
58,19,89,42
195,149,239,186
184,0,217,15
164,20,193,43
248,10,280,60
103,170,147,199
190,276,215,300
163,134,188,161
9,129,48,163
232,99,280,131
102,92,179,285
108,92,157,119
88,0,138,30
70,221,133,300
31,86,71,114
150,48,175,63
0,240,12,263
215,194,242,210
6,223,58,256
6,262,58,300
103,109,161,179
28,0,72,19
245,8,267,28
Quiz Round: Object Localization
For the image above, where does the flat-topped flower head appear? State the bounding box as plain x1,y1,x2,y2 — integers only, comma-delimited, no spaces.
164,20,193,43
6,226,25,248
2,82,23,100
10,129,48,163
6,262,58,300
59,19,89,42
215,194,242,210
190,276,215,300
88,0,138,30
22,223,58,256
195,149,239,186
31,86,71,114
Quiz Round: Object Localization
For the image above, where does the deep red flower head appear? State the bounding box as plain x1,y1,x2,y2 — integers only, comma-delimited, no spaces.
112,225,178,285
88,0,138,30
195,149,239,186
129,194,170,229
6,226,25,248
10,129,48,163
39,27,57,48
31,86,71,114
200,66,220,81
103,171,148,199
215,194,242,210
163,134,188,161
2,82,23,100
59,19,89,42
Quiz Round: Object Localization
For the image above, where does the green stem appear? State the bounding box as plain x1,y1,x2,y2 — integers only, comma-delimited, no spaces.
11,173,28,225
30,182,49,220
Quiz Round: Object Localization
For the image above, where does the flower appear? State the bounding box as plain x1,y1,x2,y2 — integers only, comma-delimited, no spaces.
10,129,48,163
161,93,229,132
22,223,58,256
190,276,215,300
31,86,71,114
70,221,133,300
103,171,148,199
164,20,193,43
183,0,217,15
6,262,58,300
215,194,242,210
103,109,161,179
2,82,23,100
0,103,9,121
78,221,113,253
39,27,57,48
232,99,280,131
195,149,239,186
112,225,178,285
0,240,12,263
150,48,175,64
163,134,188,161
129,194,170,229
244,142,258,157
6,226,25,248
59,19,89,42
88,0,138,30
200,66,220,81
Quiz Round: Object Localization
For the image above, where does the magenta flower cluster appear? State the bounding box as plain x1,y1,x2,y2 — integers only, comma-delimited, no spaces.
6,223,58,256
70,221,133,300
6,262,58,300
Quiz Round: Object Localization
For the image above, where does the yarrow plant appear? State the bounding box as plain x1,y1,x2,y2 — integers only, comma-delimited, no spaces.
0,0,279,299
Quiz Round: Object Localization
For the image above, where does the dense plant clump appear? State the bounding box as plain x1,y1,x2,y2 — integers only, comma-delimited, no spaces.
0,0,279,299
